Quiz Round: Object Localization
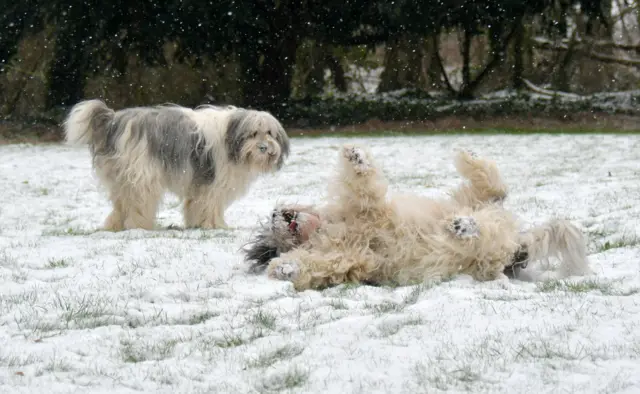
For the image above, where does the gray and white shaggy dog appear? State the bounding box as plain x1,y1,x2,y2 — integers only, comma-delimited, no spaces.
244,144,593,291
64,100,290,231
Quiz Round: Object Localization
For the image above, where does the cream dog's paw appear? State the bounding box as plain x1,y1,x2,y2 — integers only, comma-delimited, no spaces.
448,216,480,239
268,259,301,282
342,145,372,175
455,148,480,163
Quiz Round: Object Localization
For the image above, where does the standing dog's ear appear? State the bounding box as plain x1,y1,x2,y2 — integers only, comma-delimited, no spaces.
244,231,281,273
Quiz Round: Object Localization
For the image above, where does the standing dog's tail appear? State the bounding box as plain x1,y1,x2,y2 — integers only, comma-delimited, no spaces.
63,99,115,147
520,219,593,279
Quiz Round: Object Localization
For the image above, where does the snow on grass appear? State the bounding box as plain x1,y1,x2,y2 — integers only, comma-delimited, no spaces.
1,133,640,393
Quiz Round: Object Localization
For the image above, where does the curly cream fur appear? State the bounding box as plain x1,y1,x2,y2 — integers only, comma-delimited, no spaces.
262,145,592,291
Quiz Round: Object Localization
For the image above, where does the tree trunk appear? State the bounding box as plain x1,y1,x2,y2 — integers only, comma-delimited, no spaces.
325,53,347,92
302,41,326,98
457,19,521,99
377,39,402,92
45,8,91,109
459,28,473,99
241,35,298,110
586,0,612,37
405,35,423,87
551,28,579,92
513,21,525,90
422,35,446,91
430,34,456,95
378,35,424,93
0,0,40,104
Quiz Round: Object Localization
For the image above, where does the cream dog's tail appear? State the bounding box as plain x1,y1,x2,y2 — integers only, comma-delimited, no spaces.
520,219,593,279
63,99,115,147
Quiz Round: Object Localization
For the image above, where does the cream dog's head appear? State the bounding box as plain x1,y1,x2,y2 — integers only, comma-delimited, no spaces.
244,204,321,272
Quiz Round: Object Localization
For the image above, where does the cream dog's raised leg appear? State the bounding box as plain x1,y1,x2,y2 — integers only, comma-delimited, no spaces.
325,145,391,218
449,150,508,208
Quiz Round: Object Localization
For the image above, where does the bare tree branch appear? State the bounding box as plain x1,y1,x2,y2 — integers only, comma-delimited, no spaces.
533,35,640,52
522,78,582,98
532,36,640,67
431,34,457,95
460,18,521,98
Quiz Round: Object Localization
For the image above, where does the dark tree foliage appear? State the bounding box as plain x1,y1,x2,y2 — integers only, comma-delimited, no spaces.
2,0,611,109
0,0,42,83
44,1,93,109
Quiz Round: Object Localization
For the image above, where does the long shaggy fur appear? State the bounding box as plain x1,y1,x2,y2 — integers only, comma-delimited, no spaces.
64,99,290,230
244,145,593,291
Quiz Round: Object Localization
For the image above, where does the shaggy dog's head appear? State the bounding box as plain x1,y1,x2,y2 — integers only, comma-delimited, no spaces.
244,204,321,272
225,109,290,172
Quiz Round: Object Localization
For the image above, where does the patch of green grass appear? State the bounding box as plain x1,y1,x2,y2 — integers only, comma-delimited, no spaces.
51,293,115,329
42,356,73,373
124,308,169,328
328,298,349,310
289,128,640,139
130,229,234,240
513,338,588,361
367,301,403,315
412,361,482,391
246,344,305,369
46,258,70,269
0,250,17,267
402,283,431,305
3,289,39,306
587,228,609,238
597,235,640,252
376,315,424,337
187,311,219,325
537,279,613,294
42,227,96,236
120,337,180,363
365,283,431,316
257,366,310,393
335,282,361,296
250,310,277,330
481,293,532,302
214,334,246,348
0,353,42,367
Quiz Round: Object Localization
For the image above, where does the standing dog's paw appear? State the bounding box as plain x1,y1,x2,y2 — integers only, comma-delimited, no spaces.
268,259,301,282
448,216,480,239
342,145,372,175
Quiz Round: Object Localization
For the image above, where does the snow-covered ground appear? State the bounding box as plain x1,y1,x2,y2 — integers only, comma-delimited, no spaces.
1,134,639,394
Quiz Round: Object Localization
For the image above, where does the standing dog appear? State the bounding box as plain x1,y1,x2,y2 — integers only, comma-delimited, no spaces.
64,100,290,230
244,145,592,291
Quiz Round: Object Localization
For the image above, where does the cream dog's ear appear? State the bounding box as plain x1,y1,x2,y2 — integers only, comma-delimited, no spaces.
244,231,281,274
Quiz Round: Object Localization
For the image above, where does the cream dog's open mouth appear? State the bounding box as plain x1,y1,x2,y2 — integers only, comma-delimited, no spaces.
280,210,298,233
